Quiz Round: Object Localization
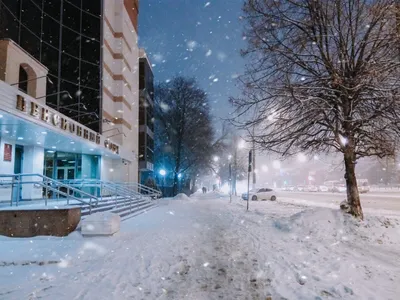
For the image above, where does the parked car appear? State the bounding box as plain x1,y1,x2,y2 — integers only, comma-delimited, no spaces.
318,185,329,192
296,186,305,192
333,185,347,193
242,188,277,201
307,185,318,192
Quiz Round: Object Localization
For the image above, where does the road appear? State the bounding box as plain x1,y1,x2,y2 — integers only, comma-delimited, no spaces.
279,191,400,214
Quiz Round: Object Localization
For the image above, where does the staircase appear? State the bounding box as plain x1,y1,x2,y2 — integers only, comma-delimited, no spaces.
0,174,162,220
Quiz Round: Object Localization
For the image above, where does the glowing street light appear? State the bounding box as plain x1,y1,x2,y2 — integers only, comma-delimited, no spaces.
238,139,246,149
178,173,182,179
228,154,232,160
272,160,281,170
159,169,166,176
213,156,219,162
313,155,319,161
298,153,307,163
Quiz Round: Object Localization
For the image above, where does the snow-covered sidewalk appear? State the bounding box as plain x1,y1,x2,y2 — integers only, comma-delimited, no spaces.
0,193,399,299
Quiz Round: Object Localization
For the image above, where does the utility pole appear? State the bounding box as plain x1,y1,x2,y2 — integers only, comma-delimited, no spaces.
247,150,253,211
252,125,256,190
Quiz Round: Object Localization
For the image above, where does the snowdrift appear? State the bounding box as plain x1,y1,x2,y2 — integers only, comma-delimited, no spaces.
173,193,191,201
273,208,400,245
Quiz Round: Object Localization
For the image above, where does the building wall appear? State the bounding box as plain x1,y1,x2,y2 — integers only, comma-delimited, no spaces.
0,138,15,201
21,146,44,200
102,0,139,184
0,39,48,101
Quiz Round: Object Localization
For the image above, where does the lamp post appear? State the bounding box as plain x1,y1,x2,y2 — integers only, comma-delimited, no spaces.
159,169,167,197
10,75,53,87
36,90,72,101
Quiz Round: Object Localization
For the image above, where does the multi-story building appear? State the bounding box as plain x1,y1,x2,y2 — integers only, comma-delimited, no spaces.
0,0,141,200
138,49,154,184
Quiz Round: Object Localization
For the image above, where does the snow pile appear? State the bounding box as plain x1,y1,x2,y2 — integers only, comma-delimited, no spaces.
173,193,191,201
273,208,400,246
274,208,351,241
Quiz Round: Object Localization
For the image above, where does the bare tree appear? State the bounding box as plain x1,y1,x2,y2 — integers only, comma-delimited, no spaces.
154,77,215,196
232,0,400,219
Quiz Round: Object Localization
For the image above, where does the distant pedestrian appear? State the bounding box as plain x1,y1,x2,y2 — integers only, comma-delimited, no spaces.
202,187,207,194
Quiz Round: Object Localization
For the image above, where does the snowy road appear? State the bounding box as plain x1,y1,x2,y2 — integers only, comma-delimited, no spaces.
0,193,399,299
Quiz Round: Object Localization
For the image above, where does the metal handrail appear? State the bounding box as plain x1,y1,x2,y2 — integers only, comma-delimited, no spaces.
120,182,162,197
0,173,99,214
56,179,160,211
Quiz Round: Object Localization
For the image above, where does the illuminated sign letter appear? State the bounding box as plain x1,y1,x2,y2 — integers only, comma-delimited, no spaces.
76,126,82,137
61,118,68,130
41,108,49,122
96,134,101,145
52,114,60,126
69,123,75,133
16,95,26,112
83,129,89,139
30,103,39,117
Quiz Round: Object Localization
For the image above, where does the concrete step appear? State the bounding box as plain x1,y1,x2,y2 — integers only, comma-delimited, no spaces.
78,197,143,211
81,197,156,218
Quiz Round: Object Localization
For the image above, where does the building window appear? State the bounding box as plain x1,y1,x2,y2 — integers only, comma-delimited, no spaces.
18,65,28,93
0,0,103,132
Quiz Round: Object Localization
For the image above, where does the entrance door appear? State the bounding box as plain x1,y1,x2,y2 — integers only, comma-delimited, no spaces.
57,167,75,180
12,145,24,202
14,145,24,174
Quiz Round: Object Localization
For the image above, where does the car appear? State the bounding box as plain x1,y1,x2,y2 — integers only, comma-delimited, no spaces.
242,188,277,201
296,186,305,192
307,185,318,192
333,185,347,193
318,185,329,192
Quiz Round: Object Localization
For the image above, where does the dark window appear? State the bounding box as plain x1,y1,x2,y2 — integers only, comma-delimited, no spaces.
62,1,81,32
42,15,60,47
61,27,81,57
139,62,145,89
81,38,100,63
0,3,20,41
81,12,100,39
41,42,59,74
18,65,28,93
61,54,80,83
82,0,101,16
21,0,42,34
80,60,100,89
20,27,41,60
59,79,79,109
139,132,146,161
43,0,60,20
265,188,272,192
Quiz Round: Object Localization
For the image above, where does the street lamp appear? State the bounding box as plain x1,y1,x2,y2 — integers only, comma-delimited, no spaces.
298,153,307,163
238,139,246,149
36,90,72,101
213,156,219,162
272,160,281,170
159,169,167,196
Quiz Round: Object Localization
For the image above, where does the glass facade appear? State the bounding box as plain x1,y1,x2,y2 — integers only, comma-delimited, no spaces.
0,0,102,132
44,150,100,180
139,58,154,169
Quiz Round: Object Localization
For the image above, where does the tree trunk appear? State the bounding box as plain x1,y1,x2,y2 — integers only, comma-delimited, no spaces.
343,148,363,219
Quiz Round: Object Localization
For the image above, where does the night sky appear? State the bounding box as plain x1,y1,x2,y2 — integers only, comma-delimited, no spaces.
139,0,246,126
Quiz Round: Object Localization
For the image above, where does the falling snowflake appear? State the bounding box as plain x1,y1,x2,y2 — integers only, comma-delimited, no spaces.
204,2,211,7
206,49,212,57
